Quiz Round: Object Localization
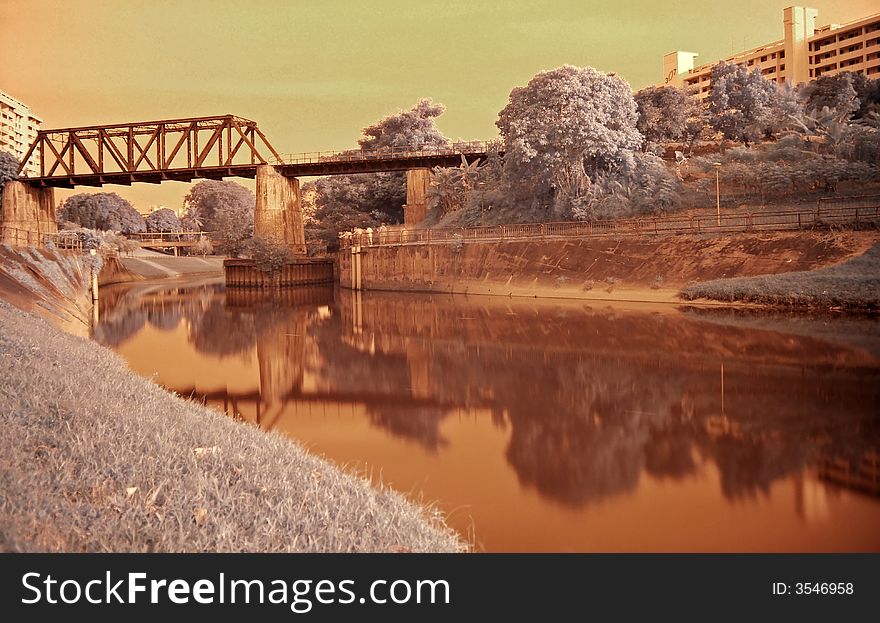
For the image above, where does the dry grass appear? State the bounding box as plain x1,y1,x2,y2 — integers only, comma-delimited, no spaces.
0,300,465,552
679,244,880,312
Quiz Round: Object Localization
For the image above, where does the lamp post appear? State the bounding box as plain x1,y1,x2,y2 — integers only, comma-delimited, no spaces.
477,182,487,227
713,162,722,227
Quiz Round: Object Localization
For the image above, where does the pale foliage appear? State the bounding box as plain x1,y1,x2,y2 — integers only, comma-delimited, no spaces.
59,192,147,234
708,61,777,144
497,65,643,204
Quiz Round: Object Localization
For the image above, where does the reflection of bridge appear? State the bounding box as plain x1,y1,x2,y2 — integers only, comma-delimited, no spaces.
2,114,493,248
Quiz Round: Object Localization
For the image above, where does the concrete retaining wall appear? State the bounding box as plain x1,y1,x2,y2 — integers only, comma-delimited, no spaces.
337,231,878,301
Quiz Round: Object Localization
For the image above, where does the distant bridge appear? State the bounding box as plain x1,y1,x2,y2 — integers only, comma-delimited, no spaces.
3,113,496,248
16,114,494,188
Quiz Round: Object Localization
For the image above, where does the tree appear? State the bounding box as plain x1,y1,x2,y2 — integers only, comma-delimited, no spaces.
634,86,688,146
305,99,451,249
708,61,776,144
58,192,146,234
765,81,803,137
799,72,860,118
0,150,20,205
183,180,254,254
496,65,643,206
145,207,181,233
358,98,449,150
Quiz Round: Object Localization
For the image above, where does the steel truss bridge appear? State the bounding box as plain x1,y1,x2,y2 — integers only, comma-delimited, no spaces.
17,114,494,188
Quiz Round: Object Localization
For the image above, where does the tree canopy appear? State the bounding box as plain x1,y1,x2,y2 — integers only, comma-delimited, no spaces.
800,72,860,118
305,99,451,251
58,192,146,234
634,86,688,146
145,208,181,233
0,150,20,205
358,98,449,149
183,180,255,254
496,64,643,205
708,61,777,144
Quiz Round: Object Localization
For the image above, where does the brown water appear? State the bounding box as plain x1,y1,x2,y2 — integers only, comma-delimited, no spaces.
95,280,880,552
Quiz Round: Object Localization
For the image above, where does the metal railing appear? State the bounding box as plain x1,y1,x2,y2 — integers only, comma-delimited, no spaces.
1,227,86,252
273,141,496,165
340,203,880,248
129,231,206,245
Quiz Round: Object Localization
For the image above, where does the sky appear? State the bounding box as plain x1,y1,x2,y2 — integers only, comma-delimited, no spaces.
1,0,877,210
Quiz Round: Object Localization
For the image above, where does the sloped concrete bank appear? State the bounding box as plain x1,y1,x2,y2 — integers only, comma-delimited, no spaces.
338,231,880,304
0,244,92,335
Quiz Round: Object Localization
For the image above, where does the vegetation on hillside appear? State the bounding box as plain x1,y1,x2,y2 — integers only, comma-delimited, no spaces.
303,65,880,245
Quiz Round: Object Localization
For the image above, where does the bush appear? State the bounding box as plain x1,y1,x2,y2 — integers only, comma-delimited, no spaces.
242,237,293,272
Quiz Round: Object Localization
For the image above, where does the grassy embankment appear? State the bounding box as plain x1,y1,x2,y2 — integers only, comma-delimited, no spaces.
0,299,464,552
680,243,880,312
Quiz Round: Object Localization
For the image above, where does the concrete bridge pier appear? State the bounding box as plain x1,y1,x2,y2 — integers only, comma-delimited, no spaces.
0,180,57,244
403,168,431,227
254,164,307,255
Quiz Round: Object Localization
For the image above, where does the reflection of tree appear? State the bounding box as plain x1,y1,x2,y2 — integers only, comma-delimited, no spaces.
92,309,147,348
147,307,182,331
366,405,450,452
187,302,256,358
337,293,880,508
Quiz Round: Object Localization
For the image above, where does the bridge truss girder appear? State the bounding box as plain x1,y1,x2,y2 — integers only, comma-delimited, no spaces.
18,115,281,187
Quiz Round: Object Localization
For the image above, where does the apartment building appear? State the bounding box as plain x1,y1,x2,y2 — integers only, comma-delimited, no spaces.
0,90,41,175
661,6,880,100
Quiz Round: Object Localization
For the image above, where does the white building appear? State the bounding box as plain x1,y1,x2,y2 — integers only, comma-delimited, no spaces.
0,90,42,175
661,6,880,100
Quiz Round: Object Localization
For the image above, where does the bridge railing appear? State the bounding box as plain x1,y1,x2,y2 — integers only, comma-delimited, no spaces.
340,203,880,248
129,231,207,245
273,141,497,166
1,227,86,252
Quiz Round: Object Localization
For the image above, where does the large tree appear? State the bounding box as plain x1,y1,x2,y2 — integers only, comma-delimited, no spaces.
799,72,860,118
183,180,254,253
708,61,776,145
634,85,688,146
305,99,450,249
496,64,643,204
358,98,449,150
145,207,181,233
58,192,146,234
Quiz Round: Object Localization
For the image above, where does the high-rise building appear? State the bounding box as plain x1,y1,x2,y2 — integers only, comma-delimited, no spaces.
660,6,880,100
0,90,42,175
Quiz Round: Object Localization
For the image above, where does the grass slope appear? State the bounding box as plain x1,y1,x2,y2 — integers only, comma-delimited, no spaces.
0,301,464,552
679,244,880,311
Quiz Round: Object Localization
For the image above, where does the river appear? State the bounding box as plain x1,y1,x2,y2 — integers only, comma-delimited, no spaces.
94,278,880,552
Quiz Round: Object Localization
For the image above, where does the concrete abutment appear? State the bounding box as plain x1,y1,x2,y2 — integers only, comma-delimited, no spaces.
0,181,57,244
254,164,306,255
403,168,431,227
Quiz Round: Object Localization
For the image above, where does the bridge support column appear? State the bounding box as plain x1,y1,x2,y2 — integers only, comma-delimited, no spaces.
254,164,306,255
403,168,431,227
0,181,57,244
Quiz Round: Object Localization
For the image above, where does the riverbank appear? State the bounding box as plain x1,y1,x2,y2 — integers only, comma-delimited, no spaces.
338,229,880,307
100,251,225,286
0,297,464,552
680,243,880,311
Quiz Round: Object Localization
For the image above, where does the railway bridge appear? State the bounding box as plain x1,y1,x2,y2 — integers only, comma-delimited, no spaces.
1,114,494,251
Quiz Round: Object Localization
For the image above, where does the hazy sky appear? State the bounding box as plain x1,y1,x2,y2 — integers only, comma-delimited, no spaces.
1,0,876,210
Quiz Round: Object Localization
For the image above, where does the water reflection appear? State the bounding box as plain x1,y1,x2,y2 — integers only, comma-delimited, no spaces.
95,282,880,551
